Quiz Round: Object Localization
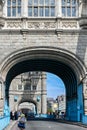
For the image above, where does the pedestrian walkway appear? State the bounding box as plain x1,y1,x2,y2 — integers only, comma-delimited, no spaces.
5,121,28,130
4,120,17,130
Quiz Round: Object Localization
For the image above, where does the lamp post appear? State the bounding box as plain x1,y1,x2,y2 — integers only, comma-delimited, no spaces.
56,98,59,119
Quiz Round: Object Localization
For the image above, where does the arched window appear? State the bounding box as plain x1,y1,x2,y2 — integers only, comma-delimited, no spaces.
17,84,22,90
24,83,31,90
33,85,37,90
28,0,55,17
62,0,78,17
7,0,21,17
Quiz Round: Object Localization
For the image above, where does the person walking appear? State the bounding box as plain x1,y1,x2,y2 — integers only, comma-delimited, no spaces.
18,113,26,130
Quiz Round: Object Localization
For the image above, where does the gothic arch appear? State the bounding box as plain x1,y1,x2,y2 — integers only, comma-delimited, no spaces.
0,46,86,84
18,99,37,107
0,46,86,122
17,99,37,114
0,46,86,101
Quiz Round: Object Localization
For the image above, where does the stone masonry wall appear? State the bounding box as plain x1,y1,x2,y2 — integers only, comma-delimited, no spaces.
0,30,86,66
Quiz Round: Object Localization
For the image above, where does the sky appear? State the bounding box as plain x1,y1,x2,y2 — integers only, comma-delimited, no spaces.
47,72,65,99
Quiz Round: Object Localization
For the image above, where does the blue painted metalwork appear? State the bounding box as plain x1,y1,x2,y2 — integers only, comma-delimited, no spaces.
77,84,83,122
4,100,10,116
78,84,87,124
66,99,78,121
35,114,54,119
82,115,87,124
0,100,10,129
66,83,87,124
0,115,10,130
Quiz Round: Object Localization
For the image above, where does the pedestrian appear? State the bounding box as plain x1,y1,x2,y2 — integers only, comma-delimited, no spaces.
18,113,26,130
12,111,15,120
14,111,18,120
17,110,21,117
10,111,13,120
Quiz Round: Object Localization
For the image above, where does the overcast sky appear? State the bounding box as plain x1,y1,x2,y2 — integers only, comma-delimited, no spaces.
47,72,65,99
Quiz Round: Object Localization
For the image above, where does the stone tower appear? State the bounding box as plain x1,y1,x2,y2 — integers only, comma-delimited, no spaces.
9,71,47,114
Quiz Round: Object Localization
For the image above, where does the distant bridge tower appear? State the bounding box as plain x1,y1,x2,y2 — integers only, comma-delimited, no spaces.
9,72,47,114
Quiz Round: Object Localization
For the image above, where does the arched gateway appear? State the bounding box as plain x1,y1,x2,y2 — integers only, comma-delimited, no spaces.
18,100,37,115
0,47,86,123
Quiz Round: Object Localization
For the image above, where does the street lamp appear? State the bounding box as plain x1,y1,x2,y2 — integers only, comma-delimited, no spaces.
14,96,18,102
56,98,59,118
37,96,40,102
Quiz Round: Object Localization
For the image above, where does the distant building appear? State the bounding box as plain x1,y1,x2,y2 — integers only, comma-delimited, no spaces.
47,98,58,113
57,95,66,117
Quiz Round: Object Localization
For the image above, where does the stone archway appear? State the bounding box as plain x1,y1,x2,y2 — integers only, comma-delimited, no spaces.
0,46,86,82
17,99,37,115
0,46,86,123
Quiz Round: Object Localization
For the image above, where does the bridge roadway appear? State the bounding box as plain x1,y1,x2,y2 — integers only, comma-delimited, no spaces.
12,120,87,130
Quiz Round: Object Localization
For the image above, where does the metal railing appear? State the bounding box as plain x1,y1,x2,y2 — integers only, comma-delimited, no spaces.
0,115,10,130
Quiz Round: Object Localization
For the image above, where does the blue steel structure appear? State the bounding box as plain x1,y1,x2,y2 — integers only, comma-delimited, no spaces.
0,115,10,130
0,100,10,130
1,81,87,130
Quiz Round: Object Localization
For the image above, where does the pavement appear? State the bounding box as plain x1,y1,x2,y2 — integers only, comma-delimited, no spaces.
4,118,87,130
4,120,17,130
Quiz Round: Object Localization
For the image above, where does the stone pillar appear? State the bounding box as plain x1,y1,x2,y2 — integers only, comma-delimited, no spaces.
37,101,41,114
22,0,27,17
0,0,4,17
79,0,87,28
0,81,4,116
2,0,6,17
57,0,61,17
83,75,87,115
0,0,5,28
41,72,47,114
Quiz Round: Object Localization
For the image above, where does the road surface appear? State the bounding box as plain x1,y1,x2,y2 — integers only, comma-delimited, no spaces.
12,120,87,130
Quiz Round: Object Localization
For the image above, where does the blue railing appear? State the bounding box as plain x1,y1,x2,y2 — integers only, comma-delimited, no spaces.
35,114,54,119
0,115,10,130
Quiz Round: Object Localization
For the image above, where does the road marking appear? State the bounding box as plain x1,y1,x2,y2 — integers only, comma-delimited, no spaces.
48,126,51,128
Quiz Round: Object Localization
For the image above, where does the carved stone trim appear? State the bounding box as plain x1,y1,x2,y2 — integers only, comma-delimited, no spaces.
21,29,28,40
62,21,78,29
5,18,79,30
0,17,5,28
55,29,63,39
7,21,22,28
28,22,56,29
